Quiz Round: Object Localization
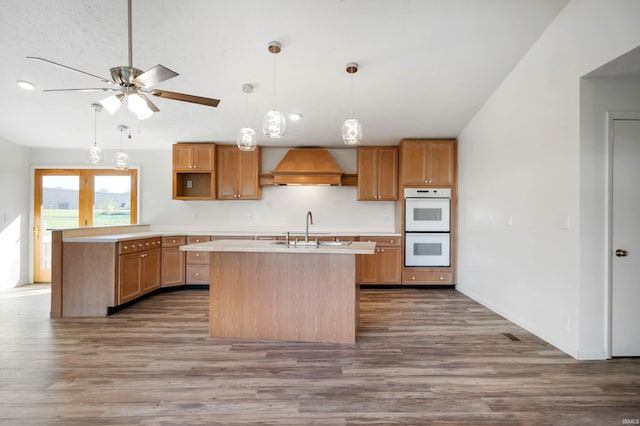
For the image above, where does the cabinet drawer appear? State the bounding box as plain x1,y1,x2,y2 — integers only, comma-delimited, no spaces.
162,236,185,247
186,265,209,284
119,239,144,254
359,236,401,247
186,251,210,265
187,235,211,244
141,238,162,250
402,270,454,285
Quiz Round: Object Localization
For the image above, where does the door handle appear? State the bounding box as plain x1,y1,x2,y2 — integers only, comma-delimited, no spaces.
615,249,628,257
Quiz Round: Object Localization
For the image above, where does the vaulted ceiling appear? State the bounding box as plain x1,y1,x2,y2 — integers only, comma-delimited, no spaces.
0,0,569,150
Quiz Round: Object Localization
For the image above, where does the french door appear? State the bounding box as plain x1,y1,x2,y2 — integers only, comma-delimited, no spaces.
33,169,138,282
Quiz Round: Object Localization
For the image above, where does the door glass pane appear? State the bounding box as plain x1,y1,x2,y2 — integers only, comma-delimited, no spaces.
41,175,80,270
413,208,442,221
414,242,442,256
93,175,132,226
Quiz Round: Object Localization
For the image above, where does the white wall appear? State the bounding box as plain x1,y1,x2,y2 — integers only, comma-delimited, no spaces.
457,0,640,359
29,146,397,234
0,137,31,289
579,77,640,359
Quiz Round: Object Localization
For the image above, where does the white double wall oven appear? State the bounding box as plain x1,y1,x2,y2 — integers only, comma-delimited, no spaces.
404,188,451,267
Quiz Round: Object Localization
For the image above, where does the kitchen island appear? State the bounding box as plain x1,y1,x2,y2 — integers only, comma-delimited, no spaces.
181,239,376,344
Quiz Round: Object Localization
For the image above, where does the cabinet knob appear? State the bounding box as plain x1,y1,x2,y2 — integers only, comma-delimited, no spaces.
172,239,176,243
138,243,143,247
193,165,197,169
195,272,200,276
189,165,193,169
439,276,444,280
196,239,200,243
123,245,128,249
390,240,394,244
412,276,416,280
196,253,200,257
381,249,385,252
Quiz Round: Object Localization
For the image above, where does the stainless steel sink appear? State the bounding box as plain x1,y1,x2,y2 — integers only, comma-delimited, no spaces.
318,241,351,246
269,240,351,247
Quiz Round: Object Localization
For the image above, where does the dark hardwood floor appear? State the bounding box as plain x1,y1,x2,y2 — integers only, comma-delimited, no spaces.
1,284,639,425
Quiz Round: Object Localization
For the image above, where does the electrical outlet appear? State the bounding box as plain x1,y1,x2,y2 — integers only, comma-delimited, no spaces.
186,180,193,189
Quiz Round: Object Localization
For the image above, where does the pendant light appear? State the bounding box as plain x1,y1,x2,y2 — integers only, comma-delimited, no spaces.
237,84,257,151
342,62,363,145
88,103,104,165
262,41,286,138
114,125,129,170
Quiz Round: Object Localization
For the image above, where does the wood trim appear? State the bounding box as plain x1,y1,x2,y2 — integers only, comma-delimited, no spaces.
259,172,357,187
50,230,63,318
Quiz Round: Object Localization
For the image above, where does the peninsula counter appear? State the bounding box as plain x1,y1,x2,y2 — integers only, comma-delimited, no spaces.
181,239,376,344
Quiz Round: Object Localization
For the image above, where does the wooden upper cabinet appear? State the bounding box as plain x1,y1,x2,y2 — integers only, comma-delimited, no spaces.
399,139,456,187
216,145,261,200
173,143,216,171
357,146,398,201
172,143,217,200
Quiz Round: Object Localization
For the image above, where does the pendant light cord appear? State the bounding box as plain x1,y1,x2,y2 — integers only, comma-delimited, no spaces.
350,73,354,119
245,91,250,127
93,108,98,146
272,51,277,110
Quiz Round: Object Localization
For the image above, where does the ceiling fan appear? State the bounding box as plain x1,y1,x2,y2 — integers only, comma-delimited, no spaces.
27,0,220,120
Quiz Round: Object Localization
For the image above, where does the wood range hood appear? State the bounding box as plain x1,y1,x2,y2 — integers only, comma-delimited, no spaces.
270,149,344,185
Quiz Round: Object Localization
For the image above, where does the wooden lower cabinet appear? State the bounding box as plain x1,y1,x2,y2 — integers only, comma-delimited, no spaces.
186,236,211,284
117,237,162,305
357,236,402,285
162,236,186,287
402,269,454,285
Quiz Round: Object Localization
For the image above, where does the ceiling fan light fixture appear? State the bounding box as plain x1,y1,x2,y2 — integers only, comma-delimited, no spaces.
100,94,123,114
263,41,285,139
17,80,35,90
342,62,363,145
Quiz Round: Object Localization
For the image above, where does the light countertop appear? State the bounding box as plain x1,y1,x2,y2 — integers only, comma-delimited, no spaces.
61,227,400,243
180,239,377,255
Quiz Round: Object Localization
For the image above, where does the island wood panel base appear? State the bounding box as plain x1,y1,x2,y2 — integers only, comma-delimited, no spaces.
210,252,358,344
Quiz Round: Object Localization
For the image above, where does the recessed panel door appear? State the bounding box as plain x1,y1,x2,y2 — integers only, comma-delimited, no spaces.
612,118,640,356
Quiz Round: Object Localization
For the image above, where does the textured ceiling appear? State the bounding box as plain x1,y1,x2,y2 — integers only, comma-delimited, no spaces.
0,0,569,150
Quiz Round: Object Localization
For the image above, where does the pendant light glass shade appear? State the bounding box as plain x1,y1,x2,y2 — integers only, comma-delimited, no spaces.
114,125,129,170
262,110,286,139
237,127,257,151
114,151,129,170
237,84,257,151
342,118,363,145
263,41,285,139
88,103,104,165
342,62,363,145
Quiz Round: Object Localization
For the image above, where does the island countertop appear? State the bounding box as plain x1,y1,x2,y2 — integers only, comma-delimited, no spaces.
180,239,376,255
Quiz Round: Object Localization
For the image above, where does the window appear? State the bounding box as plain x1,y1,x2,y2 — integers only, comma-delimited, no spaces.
33,168,138,282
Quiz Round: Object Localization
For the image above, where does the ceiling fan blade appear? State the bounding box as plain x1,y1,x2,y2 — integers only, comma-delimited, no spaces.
43,87,119,92
27,56,114,85
134,65,179,88
150,89,220,107
139,93,160,112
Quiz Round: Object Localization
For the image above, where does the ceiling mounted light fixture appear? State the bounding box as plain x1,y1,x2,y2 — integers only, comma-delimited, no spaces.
237,84,257,152
17,80,35,90
88,103,104,165
263,41,286,139
114,124,129,170
342,62,363,145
